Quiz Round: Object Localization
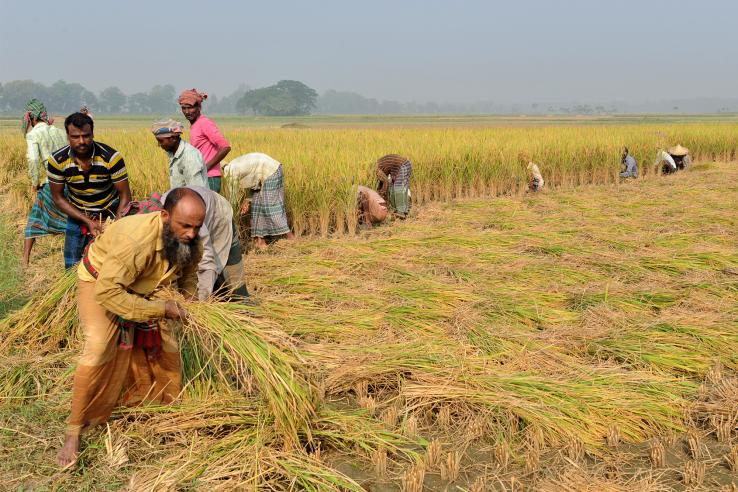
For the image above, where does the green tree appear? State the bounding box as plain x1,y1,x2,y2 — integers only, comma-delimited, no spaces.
212,84,251,113
236,80,317,116
98,86,127,113
0,79,49,112
48,80,97,113
148,84,176,114
127,92,151,113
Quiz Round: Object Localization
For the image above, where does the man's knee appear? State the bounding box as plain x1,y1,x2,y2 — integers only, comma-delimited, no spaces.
78,330,118,366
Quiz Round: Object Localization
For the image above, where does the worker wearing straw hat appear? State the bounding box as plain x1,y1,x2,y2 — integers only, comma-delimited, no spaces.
667,144,691,170
151,118,208,189
179,88,231,193
223,152,295,250
20,98,69,266
376,154,413,218
58,188,205,468
161,186,250,301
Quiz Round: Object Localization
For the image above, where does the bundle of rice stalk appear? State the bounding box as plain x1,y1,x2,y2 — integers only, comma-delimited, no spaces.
122,415,363,491
0,352,73,399
589,323,738,375
115,397,268,436
0,267,78,353
306,340,454,395
182,300,315,447
266,450,364,491
311,407,424,460
403,365,694,450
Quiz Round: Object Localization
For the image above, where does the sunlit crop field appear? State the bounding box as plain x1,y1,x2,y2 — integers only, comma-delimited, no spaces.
1,119,737,235
0,118,737,490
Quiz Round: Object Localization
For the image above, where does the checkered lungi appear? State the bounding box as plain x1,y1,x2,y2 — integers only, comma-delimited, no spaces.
250,165,290,237
24,184,68,239
389,161,412,216
394,160,412,187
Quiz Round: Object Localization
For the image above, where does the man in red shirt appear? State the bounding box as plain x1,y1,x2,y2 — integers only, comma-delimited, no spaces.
178,89,231,193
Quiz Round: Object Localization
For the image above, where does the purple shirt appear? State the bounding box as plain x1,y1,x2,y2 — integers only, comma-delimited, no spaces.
189,115,230,177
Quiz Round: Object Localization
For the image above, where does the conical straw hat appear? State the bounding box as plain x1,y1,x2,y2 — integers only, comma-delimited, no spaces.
668,144,689,156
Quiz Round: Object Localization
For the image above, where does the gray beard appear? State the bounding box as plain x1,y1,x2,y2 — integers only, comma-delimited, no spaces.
162,222,199,271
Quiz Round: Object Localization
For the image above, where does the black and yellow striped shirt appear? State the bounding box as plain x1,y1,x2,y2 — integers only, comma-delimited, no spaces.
47,141,128,212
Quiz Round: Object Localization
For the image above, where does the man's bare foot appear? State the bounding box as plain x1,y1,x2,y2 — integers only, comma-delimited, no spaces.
57,433,80,468
253,238,268,250
285,232,295,240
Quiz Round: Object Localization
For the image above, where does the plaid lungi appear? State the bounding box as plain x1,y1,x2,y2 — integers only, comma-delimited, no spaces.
250,165,290,237
208,176,222,193
389,161,412,216
64,217,92,269
24,183,68,239
394,160,412,187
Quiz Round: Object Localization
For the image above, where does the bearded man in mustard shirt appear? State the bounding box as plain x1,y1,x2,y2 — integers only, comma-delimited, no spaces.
57,188,206,467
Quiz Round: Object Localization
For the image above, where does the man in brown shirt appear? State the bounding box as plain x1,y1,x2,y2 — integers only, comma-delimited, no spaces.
58,188,206,467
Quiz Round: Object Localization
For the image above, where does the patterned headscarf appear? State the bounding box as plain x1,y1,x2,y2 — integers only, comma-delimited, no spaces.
151,118,184,137
178,88,208,106
22,98,53,134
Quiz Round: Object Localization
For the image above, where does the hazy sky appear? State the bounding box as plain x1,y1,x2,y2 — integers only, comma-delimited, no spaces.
2,0,736,103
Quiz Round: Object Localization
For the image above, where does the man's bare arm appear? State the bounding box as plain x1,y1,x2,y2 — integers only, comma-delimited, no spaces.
205,145,231,171
113,179,131,218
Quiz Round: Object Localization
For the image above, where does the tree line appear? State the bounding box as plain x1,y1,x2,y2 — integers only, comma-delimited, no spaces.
0,79,323,116
0,79,644,116
0,79,507,116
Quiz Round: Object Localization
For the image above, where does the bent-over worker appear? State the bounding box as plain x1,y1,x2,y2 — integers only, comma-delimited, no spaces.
224,152,295,250
357,185,388,227
376,154,412,218
57,188,205,467
620,147,638,178
668,145,691,170
527,162,545,192
656,150,677,175
161,186,249,300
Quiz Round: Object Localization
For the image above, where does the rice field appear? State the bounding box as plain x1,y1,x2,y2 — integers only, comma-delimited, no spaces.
1,119,738,235
0,119,737,490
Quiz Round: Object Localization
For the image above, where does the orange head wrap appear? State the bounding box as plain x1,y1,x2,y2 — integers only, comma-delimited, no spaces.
178,88,208,106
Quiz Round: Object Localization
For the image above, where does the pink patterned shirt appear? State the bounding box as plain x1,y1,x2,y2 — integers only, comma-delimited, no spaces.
189,115,230,177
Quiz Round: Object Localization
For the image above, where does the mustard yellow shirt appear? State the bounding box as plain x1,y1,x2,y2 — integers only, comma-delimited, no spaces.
77,212,199,322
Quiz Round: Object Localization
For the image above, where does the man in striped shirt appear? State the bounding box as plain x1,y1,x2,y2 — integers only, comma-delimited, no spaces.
48,112,131,268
